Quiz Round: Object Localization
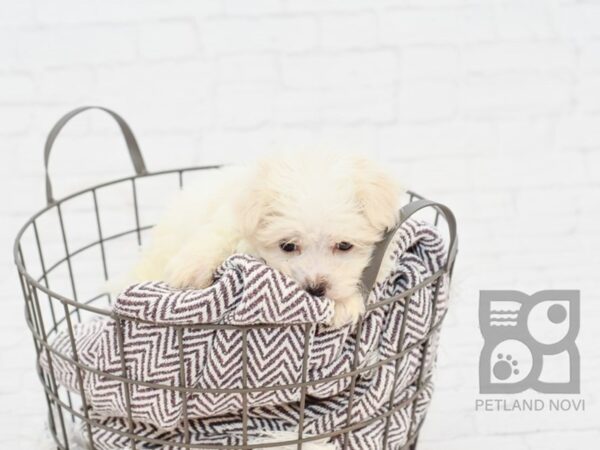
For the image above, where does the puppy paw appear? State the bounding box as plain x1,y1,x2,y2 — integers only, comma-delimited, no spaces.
163,253,215,289
330,294,365,328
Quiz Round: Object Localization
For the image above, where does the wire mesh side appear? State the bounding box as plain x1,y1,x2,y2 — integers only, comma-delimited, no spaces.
14,167,454,449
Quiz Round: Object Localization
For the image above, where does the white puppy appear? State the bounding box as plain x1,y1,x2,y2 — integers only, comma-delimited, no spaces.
131,152,402,327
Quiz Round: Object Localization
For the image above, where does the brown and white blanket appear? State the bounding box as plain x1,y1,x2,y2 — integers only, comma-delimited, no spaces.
41,219,450,449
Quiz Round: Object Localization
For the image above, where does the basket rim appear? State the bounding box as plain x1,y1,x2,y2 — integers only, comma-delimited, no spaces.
14,167,451,325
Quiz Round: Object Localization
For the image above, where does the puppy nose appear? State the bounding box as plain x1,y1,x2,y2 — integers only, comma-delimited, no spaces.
306,282,327,297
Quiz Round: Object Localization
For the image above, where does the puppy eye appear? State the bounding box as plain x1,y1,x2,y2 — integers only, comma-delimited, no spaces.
335,242,354,251
280,242,298,253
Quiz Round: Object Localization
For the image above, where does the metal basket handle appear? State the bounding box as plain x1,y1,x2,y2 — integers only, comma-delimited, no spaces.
44,106,148,205
361,198,458,296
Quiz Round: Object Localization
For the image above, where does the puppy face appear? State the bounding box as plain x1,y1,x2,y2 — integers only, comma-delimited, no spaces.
237,152,400,312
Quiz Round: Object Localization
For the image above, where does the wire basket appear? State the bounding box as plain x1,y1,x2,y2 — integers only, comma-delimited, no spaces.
14,107,458,450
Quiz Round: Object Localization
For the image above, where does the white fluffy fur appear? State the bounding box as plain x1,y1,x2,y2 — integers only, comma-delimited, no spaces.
131,152,401,327
248,431,336,449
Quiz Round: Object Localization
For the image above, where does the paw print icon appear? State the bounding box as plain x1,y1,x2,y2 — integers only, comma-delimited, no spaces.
479,290,580,394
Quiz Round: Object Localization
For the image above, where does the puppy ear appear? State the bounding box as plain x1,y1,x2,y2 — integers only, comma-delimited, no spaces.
235,161,270,236
354,158,401,232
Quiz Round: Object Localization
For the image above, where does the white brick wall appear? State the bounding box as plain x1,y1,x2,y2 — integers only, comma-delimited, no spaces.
1,1,600,449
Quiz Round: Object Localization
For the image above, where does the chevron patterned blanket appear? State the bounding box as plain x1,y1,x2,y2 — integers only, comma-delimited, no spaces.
41,219,449,449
